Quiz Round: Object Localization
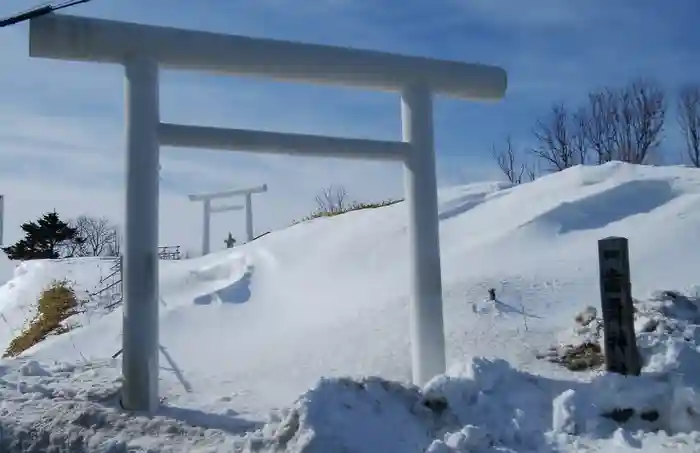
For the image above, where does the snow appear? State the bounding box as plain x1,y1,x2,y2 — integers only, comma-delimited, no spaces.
0,162,699,451
0,257,115,353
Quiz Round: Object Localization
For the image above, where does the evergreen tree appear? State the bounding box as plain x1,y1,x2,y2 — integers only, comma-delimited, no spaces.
2,211,84,260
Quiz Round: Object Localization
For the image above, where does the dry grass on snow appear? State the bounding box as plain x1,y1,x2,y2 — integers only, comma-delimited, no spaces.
4,280,80,358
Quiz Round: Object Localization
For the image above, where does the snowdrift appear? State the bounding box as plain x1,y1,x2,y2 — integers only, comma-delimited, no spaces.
0,162,700,452
0,257,114,355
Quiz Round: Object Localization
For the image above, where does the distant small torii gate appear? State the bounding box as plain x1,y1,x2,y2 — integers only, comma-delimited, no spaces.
188,192,245,256
28,13,507,412
189,184,268,252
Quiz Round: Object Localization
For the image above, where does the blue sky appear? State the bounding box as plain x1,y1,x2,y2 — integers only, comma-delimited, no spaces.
0,0,698,250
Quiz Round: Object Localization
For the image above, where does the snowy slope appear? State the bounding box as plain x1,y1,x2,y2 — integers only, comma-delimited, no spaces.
0,257,114,354
1,162,700,452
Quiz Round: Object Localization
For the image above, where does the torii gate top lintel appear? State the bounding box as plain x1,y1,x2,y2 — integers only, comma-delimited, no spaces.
29,13,507,101
188,184,268,202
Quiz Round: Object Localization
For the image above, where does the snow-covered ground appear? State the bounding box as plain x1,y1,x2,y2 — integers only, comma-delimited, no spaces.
0,257,115,354
1,162,700,451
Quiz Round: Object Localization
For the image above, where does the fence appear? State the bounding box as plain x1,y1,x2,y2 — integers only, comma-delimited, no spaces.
158,245,181,260
89,255,123,311
89,245,182,312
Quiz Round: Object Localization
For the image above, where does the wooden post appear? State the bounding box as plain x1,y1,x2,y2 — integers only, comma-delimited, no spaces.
598,237,641,376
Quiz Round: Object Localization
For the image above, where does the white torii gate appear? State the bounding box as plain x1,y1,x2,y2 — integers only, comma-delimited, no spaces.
189,184,268,248
28,13,507,412
187,193,244,256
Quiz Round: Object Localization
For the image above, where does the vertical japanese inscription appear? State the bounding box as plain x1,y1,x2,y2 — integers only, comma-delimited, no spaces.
598,237,641,375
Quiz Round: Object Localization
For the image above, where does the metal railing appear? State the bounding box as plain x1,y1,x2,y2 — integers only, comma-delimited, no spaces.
89,255,123,311
158,245,181,260
88,245,181,311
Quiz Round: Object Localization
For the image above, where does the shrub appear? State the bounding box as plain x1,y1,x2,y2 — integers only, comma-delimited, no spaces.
295,199,403,224
2,211,83,260
4,279,80,357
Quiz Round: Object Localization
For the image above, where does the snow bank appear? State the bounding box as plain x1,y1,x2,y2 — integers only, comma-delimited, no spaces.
0,352,699,452
422,357,566,452
549,289,700,444
267,377,446,453
0,358,475,452
0,357,562,452
0,359,258,452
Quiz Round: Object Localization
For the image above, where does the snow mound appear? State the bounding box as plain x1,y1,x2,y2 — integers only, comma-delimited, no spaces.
266,357,572,453
0,357,587,453
424,357,567,452
523,178,677,234
551,372,700,438
262,354,700,452
545,289,700,441
267,377,445,453
159,251,254,307
636,291,700,385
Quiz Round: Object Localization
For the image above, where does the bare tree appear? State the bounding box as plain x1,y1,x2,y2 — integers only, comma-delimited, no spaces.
613,79,666,164
678,84,700,167
572,107,591,165
70,216,119,257
531,103,586,172
315,185,348,214
574,80,666,165
580,88,619,164
492,137,536,184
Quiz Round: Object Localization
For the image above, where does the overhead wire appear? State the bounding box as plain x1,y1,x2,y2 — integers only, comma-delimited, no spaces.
0,0,94,28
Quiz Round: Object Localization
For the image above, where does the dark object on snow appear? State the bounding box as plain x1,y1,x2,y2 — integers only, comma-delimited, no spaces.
601,407,635,423
600,407,660,425
640,410,660,422
598,237,641,376
421,396,449,414
488,288,496,301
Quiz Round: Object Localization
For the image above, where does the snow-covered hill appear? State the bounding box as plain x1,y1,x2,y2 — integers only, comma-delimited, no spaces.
1,162,700,452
